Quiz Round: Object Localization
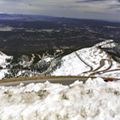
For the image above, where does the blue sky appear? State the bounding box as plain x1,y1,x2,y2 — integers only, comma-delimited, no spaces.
0,0,120,21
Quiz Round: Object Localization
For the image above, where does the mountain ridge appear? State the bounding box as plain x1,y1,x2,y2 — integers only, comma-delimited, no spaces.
0,13,54,20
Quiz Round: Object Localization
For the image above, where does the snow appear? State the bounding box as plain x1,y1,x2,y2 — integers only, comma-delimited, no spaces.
44,57,53,62
97,71,120,79
0,69,8,79
0,51,12,68
95,39,116,48
76,46,110,70
95,39,114,47
101,43,116,48
52,52,90,76
0,51,13,79
52,45,120,78
0,78,120,119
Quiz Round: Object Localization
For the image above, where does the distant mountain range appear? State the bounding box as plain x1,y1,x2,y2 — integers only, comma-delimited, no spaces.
0,13,54,20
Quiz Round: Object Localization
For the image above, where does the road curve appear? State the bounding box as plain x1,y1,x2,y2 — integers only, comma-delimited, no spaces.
0,78,88,86
75,51,93,73
94,59,112,74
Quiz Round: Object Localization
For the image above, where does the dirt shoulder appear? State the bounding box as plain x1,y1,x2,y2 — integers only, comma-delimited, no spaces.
0,75,120,84
0,76,90,83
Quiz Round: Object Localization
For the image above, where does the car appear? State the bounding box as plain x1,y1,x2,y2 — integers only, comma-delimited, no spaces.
104,78,113,82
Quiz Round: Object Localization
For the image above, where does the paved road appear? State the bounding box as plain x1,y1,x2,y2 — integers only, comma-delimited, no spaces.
0,78,88,86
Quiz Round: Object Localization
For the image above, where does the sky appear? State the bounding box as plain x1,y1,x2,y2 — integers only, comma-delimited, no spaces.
0,0,120,21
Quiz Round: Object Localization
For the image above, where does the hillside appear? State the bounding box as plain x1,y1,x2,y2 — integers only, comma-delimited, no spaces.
0,40,120,79
52,40,120,78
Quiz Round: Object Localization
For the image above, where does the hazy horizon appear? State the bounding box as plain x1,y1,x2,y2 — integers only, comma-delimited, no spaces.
0,0,120,21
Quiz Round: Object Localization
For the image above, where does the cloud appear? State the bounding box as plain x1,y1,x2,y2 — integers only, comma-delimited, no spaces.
109,4,120,9
1,0,22,2
76,0,107,3
0,0,120,21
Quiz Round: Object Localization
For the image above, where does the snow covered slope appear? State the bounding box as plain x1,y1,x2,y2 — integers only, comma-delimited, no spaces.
1,40,120,79
52,40,120,78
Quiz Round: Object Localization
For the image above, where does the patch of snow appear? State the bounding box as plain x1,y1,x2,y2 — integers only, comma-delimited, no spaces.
101,42,116,48
0,69,8,79
44,57,53,62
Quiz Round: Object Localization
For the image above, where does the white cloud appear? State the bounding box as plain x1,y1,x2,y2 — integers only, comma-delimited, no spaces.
0,0,120,20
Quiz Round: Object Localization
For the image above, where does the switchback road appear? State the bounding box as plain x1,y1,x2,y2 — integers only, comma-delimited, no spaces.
93,59,112,74
75,51,93,73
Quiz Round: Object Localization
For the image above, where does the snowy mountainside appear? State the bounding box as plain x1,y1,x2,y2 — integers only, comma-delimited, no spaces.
1,40,120,79
52,43,120,77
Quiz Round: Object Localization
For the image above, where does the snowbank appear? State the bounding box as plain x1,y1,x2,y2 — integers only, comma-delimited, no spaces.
0,78,120,120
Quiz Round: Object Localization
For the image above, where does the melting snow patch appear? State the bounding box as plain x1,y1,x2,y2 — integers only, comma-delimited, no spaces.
0,78,120,119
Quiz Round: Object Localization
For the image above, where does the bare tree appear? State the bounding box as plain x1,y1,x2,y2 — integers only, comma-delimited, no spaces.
37,54,42,59
21,54,35,68
18,50,63,77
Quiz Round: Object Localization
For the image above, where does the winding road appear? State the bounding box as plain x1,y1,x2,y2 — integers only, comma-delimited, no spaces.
74,51,113,75
93,59,112,74
75,51,93,73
